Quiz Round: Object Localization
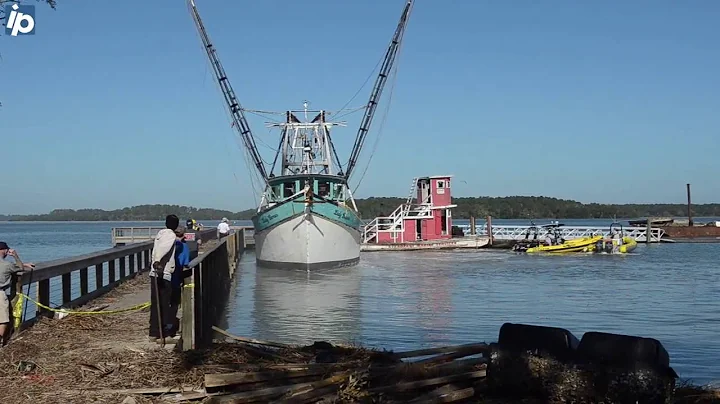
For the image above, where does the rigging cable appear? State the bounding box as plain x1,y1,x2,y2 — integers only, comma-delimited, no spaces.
334,51,384,121
269,126,288,174
241,108,286,116
352,35,404,193
325,128,345,174
187,0,268,181
330,105,369,121
190,3,248,199
344,0,414,181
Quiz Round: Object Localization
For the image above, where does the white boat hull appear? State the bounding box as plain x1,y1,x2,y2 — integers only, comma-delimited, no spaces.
254,212,361,270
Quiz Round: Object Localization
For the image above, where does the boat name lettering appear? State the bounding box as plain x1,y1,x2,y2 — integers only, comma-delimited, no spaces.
261,213,279,224
333,209,350,221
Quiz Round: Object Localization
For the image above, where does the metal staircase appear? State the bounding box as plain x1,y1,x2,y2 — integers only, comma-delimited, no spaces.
361,185,435,244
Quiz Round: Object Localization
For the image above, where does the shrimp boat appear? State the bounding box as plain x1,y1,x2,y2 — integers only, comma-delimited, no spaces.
187,0,414,270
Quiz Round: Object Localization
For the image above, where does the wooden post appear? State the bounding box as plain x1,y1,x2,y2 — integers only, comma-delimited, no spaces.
36,279,50,318
79,267,89,295
469,216,476,235
487,215,493,245
119,257,126,278
181,273,195,351
62,273,72,304
108,259,116,283
95,263,103,291
687,183,693,227
646,217,652,244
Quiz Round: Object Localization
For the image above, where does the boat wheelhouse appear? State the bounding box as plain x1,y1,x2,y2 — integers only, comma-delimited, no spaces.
363,175,458,244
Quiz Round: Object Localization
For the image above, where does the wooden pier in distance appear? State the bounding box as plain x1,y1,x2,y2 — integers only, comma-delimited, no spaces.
112,225,255,247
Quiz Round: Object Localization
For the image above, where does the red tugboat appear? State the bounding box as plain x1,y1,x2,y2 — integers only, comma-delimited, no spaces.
361,176,489,251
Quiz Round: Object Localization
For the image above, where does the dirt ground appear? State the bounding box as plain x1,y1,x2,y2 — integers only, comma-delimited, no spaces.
0,274,180,403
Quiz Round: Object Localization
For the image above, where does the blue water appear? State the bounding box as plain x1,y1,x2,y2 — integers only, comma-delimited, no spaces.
1,220,719,386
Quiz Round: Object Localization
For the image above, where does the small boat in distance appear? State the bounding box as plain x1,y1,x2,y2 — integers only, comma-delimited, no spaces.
628,217,674,227
525,235,602,254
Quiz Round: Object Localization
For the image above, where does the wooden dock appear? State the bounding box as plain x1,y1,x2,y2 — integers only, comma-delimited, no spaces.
11,228,247,338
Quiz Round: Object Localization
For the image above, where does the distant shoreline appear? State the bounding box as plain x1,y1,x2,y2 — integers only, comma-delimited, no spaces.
1,199,719,222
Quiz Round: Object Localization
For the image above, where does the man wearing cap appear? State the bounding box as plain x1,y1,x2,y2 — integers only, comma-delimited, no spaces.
0,242,35,346
217,217,231,239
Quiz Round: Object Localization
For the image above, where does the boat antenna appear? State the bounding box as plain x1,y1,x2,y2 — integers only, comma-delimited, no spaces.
344,0,414,181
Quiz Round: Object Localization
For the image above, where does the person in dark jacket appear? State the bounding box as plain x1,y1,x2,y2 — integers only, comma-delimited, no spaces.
166,226,190,338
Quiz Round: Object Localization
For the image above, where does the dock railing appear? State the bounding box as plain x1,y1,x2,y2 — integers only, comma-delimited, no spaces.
181,228,245,350
112,227,217,246
12,241,155,330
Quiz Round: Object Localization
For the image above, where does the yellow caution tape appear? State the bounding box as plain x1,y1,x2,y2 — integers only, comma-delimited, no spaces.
12,294,24,329
16,293,150,315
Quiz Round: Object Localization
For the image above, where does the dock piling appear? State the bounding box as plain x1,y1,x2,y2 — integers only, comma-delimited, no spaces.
487,216,493,245
469,216,476,235
687,183,693,227
646,218,652,244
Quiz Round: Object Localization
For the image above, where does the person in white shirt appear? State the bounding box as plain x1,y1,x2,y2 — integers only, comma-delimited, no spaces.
217,218,231,238
149,214,179,342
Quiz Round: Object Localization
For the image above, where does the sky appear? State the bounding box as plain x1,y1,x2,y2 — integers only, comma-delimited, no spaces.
1,0,719,214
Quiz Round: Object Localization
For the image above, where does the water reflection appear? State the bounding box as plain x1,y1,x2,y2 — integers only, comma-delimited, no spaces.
223,245,719,385
250,265,362,346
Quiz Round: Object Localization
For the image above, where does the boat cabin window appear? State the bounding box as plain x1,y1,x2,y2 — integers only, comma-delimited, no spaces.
283,181,296,198
437,180,445,188
317,180,330,198
334,183,345,200
271,184,282,200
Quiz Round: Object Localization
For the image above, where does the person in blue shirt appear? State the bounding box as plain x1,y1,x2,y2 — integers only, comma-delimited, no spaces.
166,227,191,338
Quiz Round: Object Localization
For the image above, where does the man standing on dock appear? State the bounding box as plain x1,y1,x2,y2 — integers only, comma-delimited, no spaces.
149,215,179,343
0,242,35,346
217,217,231,239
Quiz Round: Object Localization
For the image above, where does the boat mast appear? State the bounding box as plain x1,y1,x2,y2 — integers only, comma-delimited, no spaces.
272,102,343,177
344,0,414,181
187,0,268,180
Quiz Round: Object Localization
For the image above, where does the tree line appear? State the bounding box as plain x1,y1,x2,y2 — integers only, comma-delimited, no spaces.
2,197,719,222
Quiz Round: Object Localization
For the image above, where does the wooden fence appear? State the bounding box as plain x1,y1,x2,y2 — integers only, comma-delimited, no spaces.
13,242,154,328
10,228,217,330
181,228,245,350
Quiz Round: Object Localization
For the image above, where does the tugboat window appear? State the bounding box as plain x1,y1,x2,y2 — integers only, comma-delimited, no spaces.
437,180,445,188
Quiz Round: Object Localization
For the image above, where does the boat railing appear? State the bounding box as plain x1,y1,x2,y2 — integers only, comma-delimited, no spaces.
457,224,665,242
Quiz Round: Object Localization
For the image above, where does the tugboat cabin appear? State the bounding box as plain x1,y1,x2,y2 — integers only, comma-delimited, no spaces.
363,175,458,244
262,174,353,207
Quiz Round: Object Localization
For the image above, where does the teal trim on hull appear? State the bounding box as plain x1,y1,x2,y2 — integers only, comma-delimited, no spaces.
253,199,361,233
